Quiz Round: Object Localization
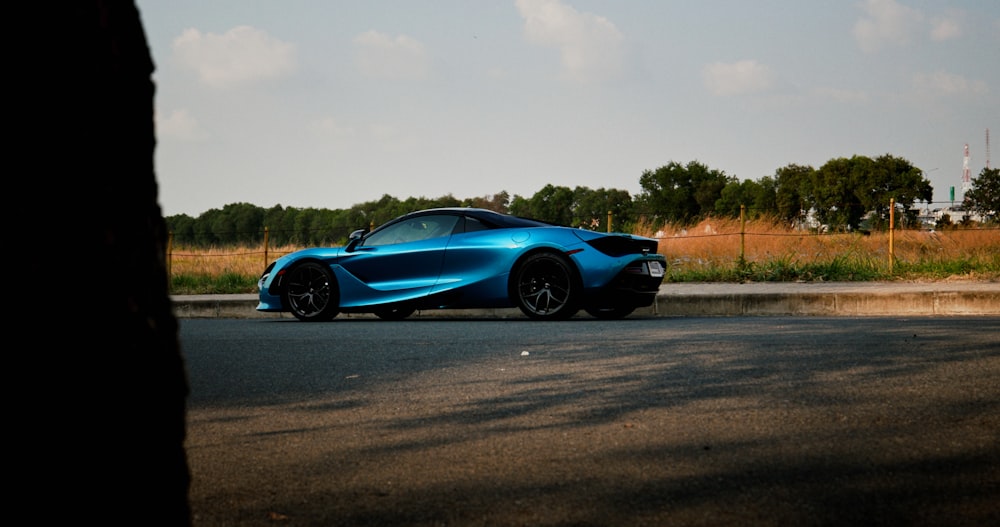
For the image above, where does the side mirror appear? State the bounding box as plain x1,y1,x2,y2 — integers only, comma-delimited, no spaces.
345,229,366,252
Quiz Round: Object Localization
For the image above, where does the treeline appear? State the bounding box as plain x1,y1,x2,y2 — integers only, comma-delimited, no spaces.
165,156,999,247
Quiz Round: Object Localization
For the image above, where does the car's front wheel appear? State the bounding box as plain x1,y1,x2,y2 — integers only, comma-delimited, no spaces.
284,261,339,321
513,252,579,320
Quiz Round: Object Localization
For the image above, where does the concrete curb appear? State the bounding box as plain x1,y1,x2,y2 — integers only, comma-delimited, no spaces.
171,281,1000,319
651,290,1000,316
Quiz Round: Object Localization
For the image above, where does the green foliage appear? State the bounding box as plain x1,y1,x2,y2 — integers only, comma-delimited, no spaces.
715,179,774,219
799,154,932,231
509,184,575,225
773,164,813,225
865,154,933,229
963,167,1000,223
636,161,732,225
461,191,510,212
664,255,886,283
164,153,953,247
508,185,635,230
804,156,869,231
892,253,1000,278
571,187,634,231
168,193,474,247
170,272,258,295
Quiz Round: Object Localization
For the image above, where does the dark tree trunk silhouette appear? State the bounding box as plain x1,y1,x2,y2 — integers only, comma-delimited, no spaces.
19,1,191,524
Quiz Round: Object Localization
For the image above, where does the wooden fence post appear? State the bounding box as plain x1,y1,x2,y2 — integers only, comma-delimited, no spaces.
740,204,746,262
263,226,269,268
889,198,895,272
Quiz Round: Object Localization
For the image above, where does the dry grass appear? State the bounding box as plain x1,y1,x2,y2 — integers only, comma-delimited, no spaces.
167,245,300,294
167,221,999,293
167,245,279,278
636,217,999,280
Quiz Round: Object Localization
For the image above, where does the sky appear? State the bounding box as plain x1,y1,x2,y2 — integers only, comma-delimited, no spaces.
135,0,999,218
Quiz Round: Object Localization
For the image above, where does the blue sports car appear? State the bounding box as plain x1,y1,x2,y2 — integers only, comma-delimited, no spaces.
256,207,666,321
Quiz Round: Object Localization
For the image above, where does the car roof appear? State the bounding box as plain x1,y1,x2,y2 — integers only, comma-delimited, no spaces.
403,207,555,228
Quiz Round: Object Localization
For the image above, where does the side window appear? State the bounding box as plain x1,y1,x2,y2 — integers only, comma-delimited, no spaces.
418,215,460,239
364,215,459,246
462,216,489,233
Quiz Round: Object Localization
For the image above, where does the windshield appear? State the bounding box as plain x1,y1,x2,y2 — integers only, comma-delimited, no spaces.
363,214,461,247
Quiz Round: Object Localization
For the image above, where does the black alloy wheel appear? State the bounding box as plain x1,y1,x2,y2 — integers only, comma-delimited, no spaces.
514,252,579,320
284,261,339,321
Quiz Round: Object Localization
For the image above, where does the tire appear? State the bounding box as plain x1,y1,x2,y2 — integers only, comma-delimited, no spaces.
283,261,339,321
374,306,416,320
513,252,579,320
585,306,635,320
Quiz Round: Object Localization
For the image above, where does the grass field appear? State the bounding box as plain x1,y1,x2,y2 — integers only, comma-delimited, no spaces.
167,218,1000,294
637,218,999,283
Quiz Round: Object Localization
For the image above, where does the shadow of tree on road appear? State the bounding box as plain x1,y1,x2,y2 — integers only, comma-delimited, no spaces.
183,317,999,526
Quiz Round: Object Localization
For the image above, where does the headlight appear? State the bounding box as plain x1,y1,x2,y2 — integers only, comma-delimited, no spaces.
257,262,276,291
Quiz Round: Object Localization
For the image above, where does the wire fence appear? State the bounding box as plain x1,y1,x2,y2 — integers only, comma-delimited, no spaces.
166,204,999,280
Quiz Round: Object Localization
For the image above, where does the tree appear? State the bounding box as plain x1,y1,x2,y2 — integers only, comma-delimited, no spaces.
804,156,870,231
715,178,775,219
636,161,732,224
163,153,942,242
752,176,779,217
964,167,1000,224
864,154,932,229
263,204,296,246
223,202,265,244
195,208,223,245
292,208,321,245
463,191,511,212
166,214,196,245
210,211,237,245
509,184,576,225
570,186,634,231
773,164,814,226
802,155,932,231
22,1,191,523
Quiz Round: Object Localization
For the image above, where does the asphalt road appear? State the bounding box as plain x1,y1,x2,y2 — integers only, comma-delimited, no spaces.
180,316,1000,527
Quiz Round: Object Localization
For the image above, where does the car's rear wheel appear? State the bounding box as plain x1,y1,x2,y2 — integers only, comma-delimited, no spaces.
284,261,339,321
584,306,635,320
374,305,416,320
513,252,579,320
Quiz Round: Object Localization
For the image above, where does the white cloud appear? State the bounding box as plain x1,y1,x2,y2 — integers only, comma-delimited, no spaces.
703,60,774,96
929,14,961,42
353,30,429,80
156,109,209,141
515,0,624,82
913,71,988,97
853,0,923,53
172,26,296,88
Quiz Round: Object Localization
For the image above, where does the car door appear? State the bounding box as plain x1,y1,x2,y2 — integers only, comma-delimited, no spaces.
335,214,460,303
433,215,504,281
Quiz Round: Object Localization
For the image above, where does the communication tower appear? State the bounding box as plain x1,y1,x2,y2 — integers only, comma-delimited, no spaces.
962,143,971,192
